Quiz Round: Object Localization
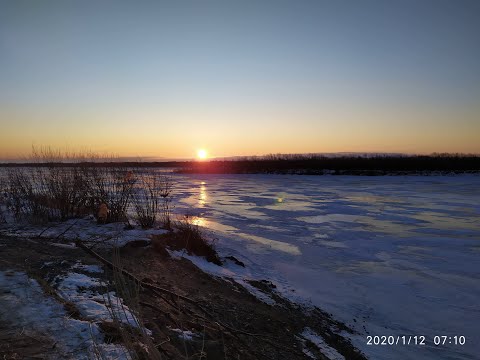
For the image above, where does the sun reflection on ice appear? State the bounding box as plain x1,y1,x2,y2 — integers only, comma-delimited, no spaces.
199,181,207,207
191,217,206,227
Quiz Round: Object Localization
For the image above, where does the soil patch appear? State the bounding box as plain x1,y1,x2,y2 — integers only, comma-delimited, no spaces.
0,234,366,359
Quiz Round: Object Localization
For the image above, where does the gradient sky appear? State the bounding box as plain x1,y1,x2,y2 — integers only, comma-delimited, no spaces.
1,0,479,160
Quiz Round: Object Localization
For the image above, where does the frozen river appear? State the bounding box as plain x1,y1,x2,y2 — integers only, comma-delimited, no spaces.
170,174,480,360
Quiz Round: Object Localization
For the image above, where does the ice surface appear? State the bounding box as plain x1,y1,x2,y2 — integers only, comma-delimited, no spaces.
2,171,479,359
169,174,480,360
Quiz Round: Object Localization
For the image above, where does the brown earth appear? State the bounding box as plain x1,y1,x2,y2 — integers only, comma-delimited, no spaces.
0,319,58,360
0,234,367,360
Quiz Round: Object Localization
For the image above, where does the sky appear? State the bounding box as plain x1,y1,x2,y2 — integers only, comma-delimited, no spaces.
1,0,479,160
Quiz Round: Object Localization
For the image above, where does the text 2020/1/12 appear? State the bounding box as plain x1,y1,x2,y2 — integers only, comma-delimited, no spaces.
367,336,466,346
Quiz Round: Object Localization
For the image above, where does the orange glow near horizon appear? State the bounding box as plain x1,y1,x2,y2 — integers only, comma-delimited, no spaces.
1,2,480,161
1,103,479,161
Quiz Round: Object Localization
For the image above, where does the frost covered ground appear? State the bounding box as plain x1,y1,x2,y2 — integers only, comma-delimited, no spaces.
1,172,478,359
169,174,480,360
0,269,129,359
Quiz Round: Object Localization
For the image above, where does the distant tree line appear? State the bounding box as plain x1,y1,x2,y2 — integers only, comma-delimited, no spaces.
179,153,480,175
1,153,479,175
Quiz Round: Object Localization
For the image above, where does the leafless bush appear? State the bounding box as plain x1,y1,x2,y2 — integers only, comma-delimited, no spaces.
158,176,173,230
40,167,93,220
0,176,8,223
88,167,136,224
6,168,51,223
133,174,159,229
4,147,95,222
132,173,174,229
4,147,138,225
170,216,222,265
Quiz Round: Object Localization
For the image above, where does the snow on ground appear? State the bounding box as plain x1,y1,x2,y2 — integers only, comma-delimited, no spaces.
57,272,139,327
298,327,345,360
50,264,143,330
72,261,103,273
1,172,479,359
169,328,198,341
169,174,480,360
0,216,168,247
0,270,128,359
169,249,277,305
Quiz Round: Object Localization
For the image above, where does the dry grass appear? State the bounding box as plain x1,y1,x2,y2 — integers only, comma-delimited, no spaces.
133,174,172,229
156,217,222,265
3,147,139,225
4,147,176,229
88,166,135,223
101,246,163,360
4,147,98,222
0,177,8,223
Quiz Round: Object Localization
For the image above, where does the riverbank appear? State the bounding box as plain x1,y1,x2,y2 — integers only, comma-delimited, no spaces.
0,233,366,359
2,173,478,359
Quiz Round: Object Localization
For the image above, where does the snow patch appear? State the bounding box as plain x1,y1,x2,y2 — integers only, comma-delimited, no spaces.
169,250,277,305
55,271,139,327
72,261,103,273
300,327,345,360
1,217,168,248
0,270,128,359
170,328,197,341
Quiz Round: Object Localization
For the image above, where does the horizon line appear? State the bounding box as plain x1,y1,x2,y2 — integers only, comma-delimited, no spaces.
1,151,479,164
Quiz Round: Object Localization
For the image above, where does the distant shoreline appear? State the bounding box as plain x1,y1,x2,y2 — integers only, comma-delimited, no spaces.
1,154,478,175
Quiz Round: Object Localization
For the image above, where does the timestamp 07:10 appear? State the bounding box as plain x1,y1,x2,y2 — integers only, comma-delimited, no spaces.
366,335,466,346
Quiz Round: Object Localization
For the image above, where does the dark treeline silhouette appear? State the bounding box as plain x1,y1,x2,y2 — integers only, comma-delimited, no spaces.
179,153,480,175
1,153,479,175
0,161,180,168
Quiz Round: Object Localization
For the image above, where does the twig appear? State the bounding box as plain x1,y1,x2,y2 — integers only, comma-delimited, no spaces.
38,224,55,238
75,239,199,305
54,219,80,239
75,239,300,356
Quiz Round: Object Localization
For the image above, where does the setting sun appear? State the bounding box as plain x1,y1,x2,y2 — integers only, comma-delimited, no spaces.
197,149,207,160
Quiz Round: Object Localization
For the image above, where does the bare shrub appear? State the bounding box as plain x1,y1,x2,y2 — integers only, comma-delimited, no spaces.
4,147,96,222
133,173,173,229
88,167,136,224
133,174,159,229
6,167,51,223
159,176,173,230
38,166,93,220
167,216,222,265
4,147,138,225
0,175,8,224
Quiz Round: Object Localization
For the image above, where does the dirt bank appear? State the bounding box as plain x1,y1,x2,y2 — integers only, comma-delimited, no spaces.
0,234,366,359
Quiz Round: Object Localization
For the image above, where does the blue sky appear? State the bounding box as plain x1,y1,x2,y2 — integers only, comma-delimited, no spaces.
1,0,479,159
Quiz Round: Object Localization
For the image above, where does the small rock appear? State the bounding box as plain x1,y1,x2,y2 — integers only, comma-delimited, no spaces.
224,256,245,267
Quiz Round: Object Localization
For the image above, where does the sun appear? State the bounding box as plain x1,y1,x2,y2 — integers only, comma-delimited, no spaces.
197,149,207,160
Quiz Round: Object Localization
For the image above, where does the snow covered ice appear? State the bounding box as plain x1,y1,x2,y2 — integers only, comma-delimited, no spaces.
1,170,479,359
169,173,480,360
